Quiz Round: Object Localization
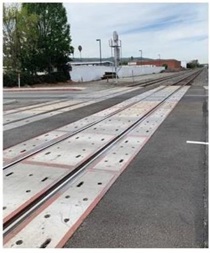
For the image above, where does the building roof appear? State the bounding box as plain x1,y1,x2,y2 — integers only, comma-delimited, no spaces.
68,61,114,66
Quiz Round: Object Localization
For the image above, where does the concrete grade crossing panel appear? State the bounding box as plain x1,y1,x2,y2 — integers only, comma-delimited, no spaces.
3,130,66,161
3,87,161,166
93,136,147,172
3,101,93,131
3,86,177,223
3,100,82,124
3,87,140,131
4,169,116,248
4,86,190,248
27,132,114,167
3,163,70,221
3,99,63,116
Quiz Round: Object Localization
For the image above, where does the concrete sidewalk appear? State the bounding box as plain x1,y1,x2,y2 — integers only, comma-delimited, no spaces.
3,86,85,92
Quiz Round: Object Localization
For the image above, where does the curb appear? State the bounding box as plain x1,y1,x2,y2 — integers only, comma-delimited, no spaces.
3,87,85,92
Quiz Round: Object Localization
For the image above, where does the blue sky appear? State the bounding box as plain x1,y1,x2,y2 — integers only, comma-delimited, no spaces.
64,2,209,63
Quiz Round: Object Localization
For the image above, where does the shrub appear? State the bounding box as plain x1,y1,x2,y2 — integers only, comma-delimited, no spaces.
3,71,68,87
162,64,168,69
3,72,18,87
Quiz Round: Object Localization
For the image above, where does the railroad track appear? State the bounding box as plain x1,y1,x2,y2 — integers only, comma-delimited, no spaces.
3,69,202,169
3,70,201,133
3,70,203,248
129,68,202,87
3,86,141,131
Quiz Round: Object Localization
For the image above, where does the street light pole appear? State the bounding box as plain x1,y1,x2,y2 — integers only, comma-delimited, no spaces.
96,39,102,65
139,50,142,66
158,54,161,66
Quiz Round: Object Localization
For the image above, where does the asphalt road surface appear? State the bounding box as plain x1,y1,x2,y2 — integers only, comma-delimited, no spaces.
3,69,208,248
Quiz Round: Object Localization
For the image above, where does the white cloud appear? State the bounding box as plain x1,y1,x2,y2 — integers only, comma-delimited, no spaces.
64,2,209,63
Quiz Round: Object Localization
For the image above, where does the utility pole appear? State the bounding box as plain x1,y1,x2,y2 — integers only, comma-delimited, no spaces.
158,54,161,66
96,39,102,65
139,50,142,66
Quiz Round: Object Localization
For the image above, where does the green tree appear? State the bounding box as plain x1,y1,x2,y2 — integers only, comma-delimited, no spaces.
3,3,21,71
120,61,128,65
23,3,74,73
187,60,200,69
3,3,39,74
17,7,39,74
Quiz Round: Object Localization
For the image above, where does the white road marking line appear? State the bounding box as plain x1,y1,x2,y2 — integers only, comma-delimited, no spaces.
203,86,208,90
186,141,209,145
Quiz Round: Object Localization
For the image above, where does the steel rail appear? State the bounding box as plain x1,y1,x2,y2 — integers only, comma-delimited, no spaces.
3,70,200,170
3,86,137,125
142,69,202,88
3,70,194,126
3,72,201,236
128,70,194,87
172,69,203,86
3,87,164,169
3,70,202,170
3,99,66,116
3,100,85,126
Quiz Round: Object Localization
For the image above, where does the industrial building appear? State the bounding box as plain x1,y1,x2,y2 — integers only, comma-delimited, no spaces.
133,59,182,70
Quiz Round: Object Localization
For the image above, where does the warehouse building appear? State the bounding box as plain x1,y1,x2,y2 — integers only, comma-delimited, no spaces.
134,59,182,70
